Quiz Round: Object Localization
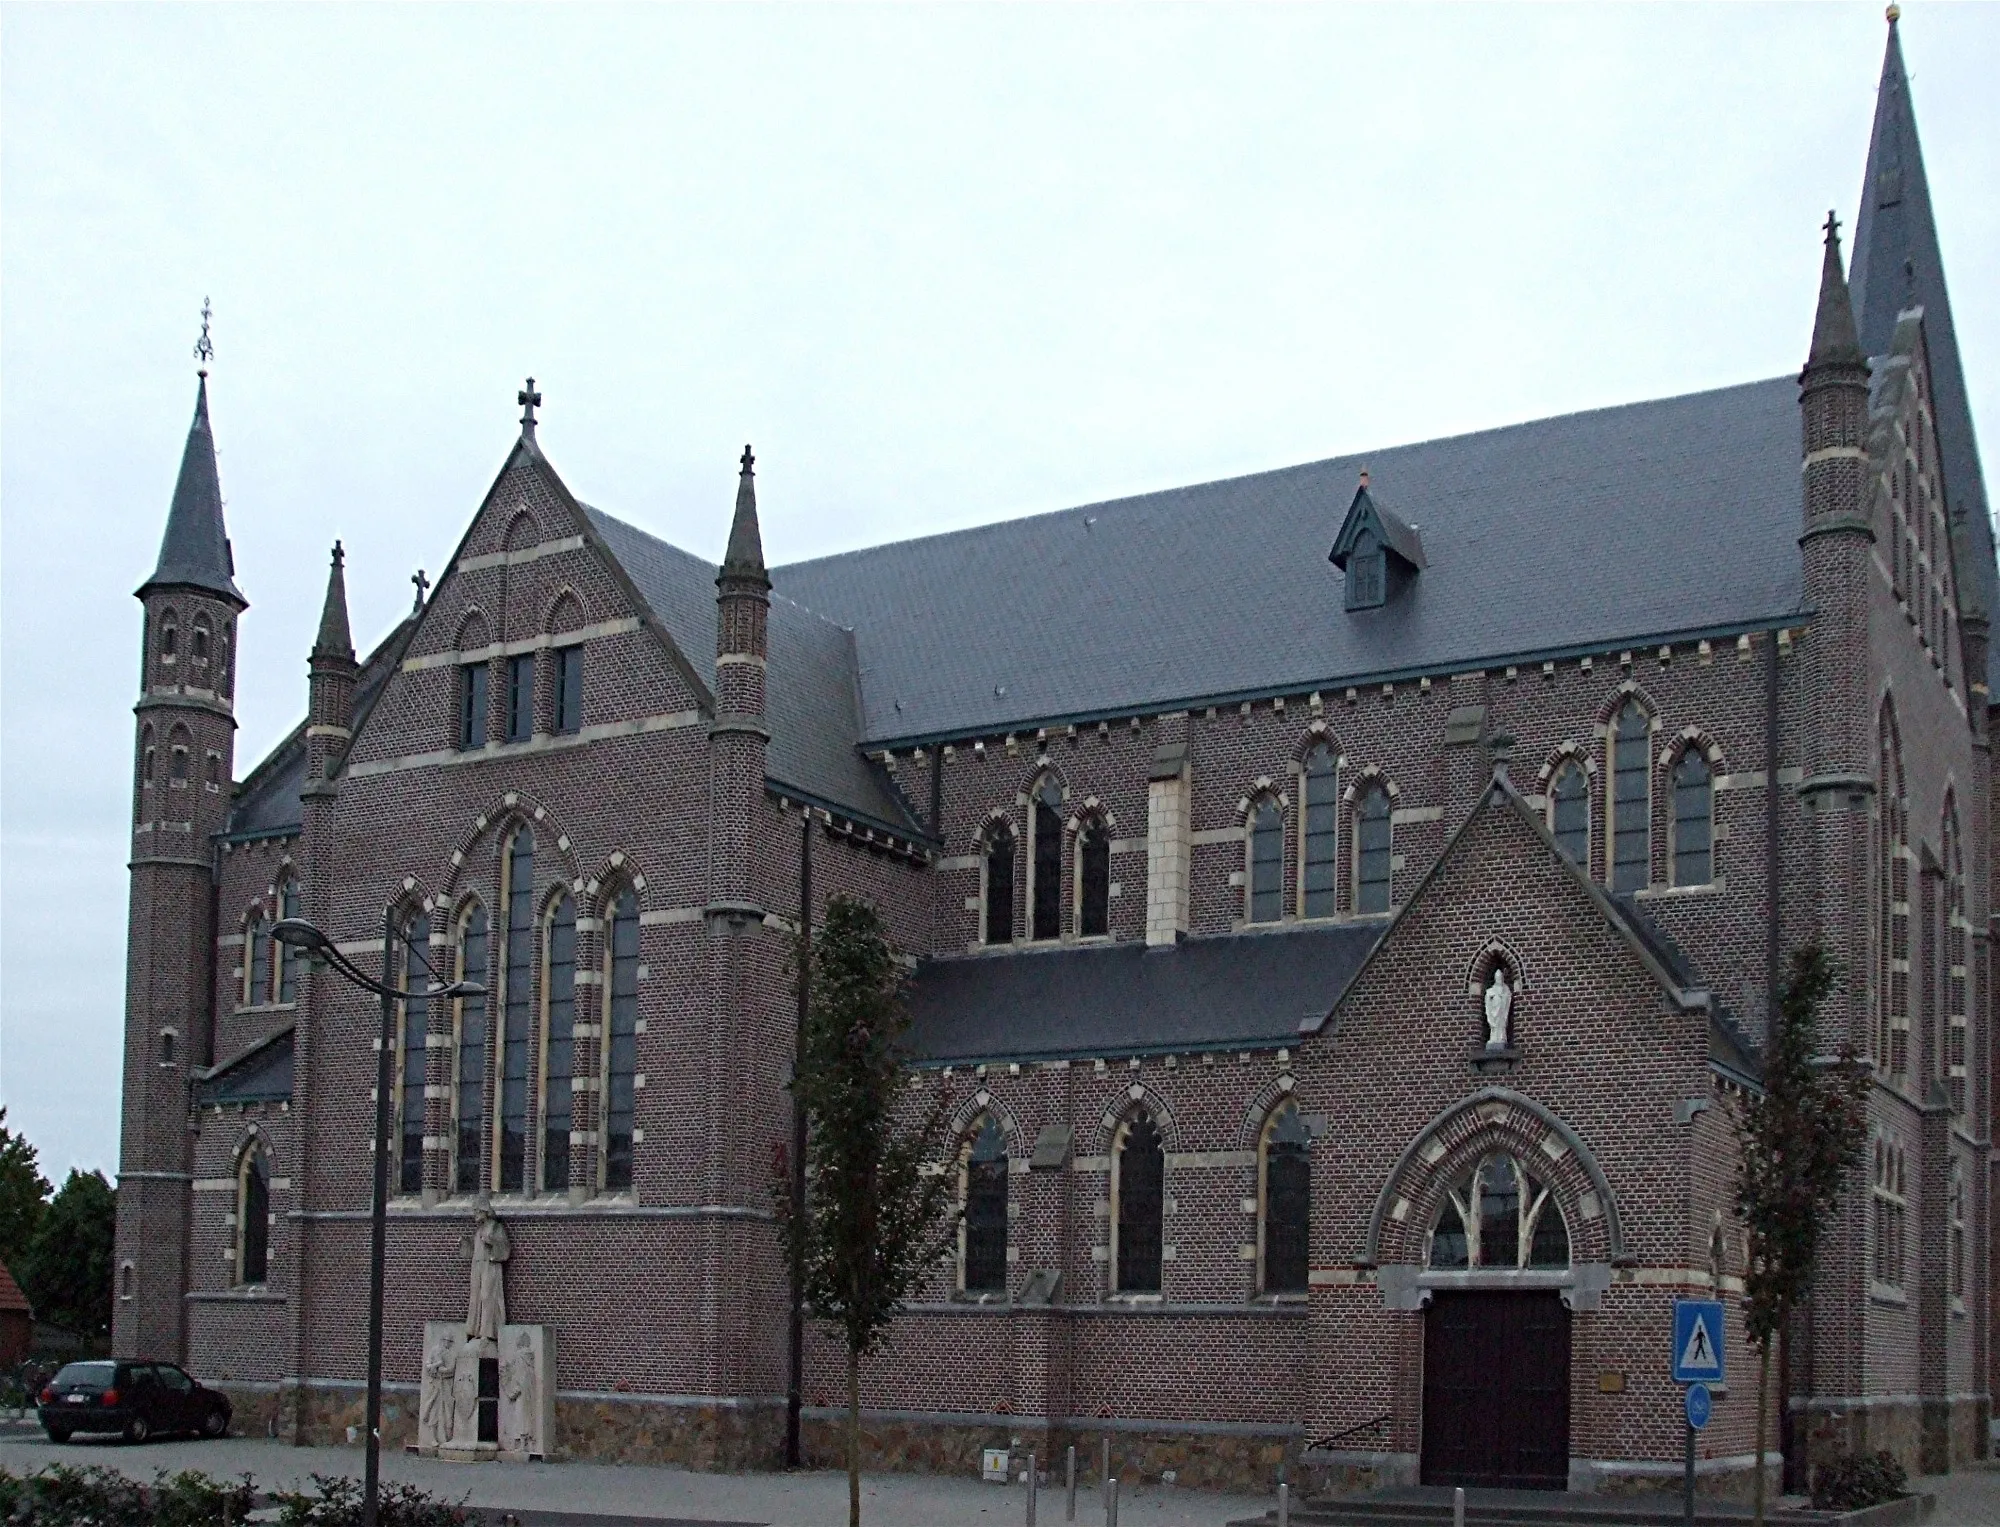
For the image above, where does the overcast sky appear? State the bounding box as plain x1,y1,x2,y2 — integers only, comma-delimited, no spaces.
3,4,1996,1178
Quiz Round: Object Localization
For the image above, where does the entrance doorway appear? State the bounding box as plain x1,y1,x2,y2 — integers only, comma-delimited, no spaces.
1421,1290,1570,1490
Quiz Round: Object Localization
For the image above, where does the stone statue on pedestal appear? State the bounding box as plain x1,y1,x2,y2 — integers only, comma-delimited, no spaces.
1484,967,1514,1050
465,1200,510,1343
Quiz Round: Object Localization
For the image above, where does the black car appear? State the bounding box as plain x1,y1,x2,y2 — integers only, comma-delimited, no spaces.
37,1360,232,1444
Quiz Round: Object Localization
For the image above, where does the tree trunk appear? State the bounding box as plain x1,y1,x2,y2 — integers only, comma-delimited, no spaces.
1754,1335,1772,1527
847,1345,862,1527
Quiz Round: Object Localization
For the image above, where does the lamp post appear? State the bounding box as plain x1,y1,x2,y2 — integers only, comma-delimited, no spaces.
274,914,483,1527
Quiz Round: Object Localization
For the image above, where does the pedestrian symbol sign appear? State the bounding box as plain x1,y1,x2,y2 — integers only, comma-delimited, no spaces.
1672,1299,1725,1384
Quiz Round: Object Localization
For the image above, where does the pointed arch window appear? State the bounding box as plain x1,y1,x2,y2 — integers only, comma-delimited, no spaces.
396,911,433,1196
961,1116,1008,1295
1354,784,1392,914
982,824,1016,946
1030,778,1063,941
1301,744,1339,918
454,901,490,1194
1949,1165,1966,1302
1877,717,1909,1077
244,913,271,1009
1113,1114,1164,1294
603,887,640,1192
499,832,535,1192
1609,701,1650,891
1076,822,1110,938
1426,1153,1568,1269
1247,799,1284,923
277,879,301,1004
1259,1101,1311,1294
1872,1137,1907,1288
141,727,156,791
1550,761,1588,867
541,892,576,1195
1943,804,1966,1111
1670,752,1713,887
160,615,178,661
236,1147,269,1287
192,617,211,663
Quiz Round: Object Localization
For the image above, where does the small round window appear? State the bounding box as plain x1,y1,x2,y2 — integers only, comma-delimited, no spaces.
1427,1153,1568,1269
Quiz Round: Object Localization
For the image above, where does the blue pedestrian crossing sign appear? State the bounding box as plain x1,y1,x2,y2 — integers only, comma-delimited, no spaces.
1672,1299,1726,1384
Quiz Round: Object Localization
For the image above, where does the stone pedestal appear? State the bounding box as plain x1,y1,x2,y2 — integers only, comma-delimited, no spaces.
416,1321,554,1461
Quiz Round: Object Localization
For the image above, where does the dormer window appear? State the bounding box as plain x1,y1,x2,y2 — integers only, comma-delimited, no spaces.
1329,472,1424,613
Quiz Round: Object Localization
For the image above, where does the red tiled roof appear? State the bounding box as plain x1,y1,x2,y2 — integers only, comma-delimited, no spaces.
0,1262,31,1315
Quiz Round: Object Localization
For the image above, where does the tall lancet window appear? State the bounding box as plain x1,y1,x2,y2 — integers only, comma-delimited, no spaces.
1609,701,1651,891
1301,744,1339,918
397,910,433,1196
1247,799,1284,923
961,1116,1008,1295
1030,777,1063,942
277,879,301,1003
499,831,535,1192
454,901,489,1194
1670,753,1713,887
1113,1114,1164,1294
1550,761,1588,867
982,824,1016,946
1354,785,1392,913
603,887,640,1191
541,892,576,1194
1260,1101,1311,1294
1076,822,1110,938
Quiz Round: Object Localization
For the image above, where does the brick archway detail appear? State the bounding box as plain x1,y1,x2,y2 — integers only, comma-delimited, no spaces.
1363,1087,1628,1268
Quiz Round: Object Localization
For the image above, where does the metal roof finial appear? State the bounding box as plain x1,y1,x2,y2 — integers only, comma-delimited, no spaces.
1885,4,1900,24
193,297,214,375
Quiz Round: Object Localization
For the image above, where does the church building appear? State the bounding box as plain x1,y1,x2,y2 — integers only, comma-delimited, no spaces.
115,18,1992,1495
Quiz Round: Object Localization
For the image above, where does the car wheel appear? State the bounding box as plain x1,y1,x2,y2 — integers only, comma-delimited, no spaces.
124,1413,151,1444
202,1407,229,1438
43,1424,71,1444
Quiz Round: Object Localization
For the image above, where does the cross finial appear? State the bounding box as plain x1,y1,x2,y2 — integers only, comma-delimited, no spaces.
740,443,755,476
412,568,431,612
193,297,215,374
1823,209,1841,247
518,378,542,430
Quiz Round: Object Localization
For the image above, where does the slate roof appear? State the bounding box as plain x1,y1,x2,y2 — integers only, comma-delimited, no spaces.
775,378,1810,747
195,1027,294,1106
903,921,1386,1065
139,374,244,606
583,506,922,836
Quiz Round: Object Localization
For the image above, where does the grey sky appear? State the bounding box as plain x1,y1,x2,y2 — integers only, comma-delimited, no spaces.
2,4,1995,1177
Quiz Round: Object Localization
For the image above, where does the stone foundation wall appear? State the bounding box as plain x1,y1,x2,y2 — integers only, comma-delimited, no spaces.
555,1395,784,1470
212,1382,282,1440
1801,1396,1990,1480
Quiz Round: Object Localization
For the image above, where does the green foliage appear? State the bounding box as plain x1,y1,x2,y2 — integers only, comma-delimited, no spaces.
774,894,957,1362
1812,1450,1909,1511
0,1109,52,1274
20,1170,117,1339
0,1463,150,1526
150,1469,258,1527
269,1472,474,1526
1736,946,1871,1347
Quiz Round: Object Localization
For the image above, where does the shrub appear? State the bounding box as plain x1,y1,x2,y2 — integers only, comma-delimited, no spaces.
269,1472,474,1527
152,1469,258,1527
1813,1450,1909,1512
0,1462,150,1526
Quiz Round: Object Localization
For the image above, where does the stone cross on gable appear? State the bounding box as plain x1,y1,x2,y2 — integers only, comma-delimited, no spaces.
412,568,430,612
518,378,542,428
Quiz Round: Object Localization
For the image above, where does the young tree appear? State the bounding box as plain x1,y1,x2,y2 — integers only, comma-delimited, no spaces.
0,1109,52,1273
21,1170,117,1341
1737,946,1871,1526
775,895,956,1527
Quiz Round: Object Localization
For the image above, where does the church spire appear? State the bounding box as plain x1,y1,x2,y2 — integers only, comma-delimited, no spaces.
312,541,355,663
719,444,769,590
1805,212,1865,374
138,371,245,606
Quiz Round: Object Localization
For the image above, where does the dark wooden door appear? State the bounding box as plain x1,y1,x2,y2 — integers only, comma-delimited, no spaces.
1421,1291,1570,1490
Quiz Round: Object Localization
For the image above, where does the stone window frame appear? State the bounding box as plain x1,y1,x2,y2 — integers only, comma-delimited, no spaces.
536,886,581,1198
1659,730,1725,891
392,901,435,1200
1025,772,1067,943
597,872,644,1196
168,723,194,786
449,895,492,1198
1870,1133,1908,1294
1103,1088,1174,1301
234,1134,272,1288
1535,745,1595,872
1941,794,1968,1113
1600,690,1658,893
191,613,212,667
1068,800,1115,942
1256,1097,1311,1297
240,905,272,1011
273,874,302,1005
1877,701,1910,1079
118,1260,136,1303
1345,769,1397,916
1238,781,1287,926
1295,733,1343,921
957,1110,1011,1299
976,812,1018,947
543,589,588,739
159,605,180,666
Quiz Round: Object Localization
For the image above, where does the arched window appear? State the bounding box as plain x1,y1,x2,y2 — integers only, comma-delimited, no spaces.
192,617,211,663
161,613,178,661
1076,822,1110,938
205,753,221,788
541,892,576,1195
961,1116,1008,1295
1427,1153,1568,1269
1949,1164,1966,1302
397,910,433,1196
1550,761,1588,867
499,832,535,1192
982,824,1016,946
454,901,490,1194
1030,778,1063,941
602,887,640,1192
159,1030,177,1066
1353,785,1392,914
1301,744,1339,918
244,913,270,1009
1260,1101,1310,1294
1113,1114,1164,1294
1670,752,1713,887
1247,799,1283,923
236,1147,269,1286
1871,1137,1907,1288
1609,701,1650,891
276,880,301,1003
140,727,156,792
1877,714,1909,1077
1943,803,1966,1112
170,728,191,782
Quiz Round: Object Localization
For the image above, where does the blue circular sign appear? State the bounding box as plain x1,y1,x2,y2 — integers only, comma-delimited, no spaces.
1685,1382,1713,1431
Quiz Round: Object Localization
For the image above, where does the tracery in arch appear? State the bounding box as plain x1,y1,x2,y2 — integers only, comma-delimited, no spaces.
1427,1152,1569,1270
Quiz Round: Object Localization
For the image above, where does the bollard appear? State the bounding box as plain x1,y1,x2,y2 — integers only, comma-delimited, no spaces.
1101,1438,1112,1509
1106,1475,1119,1527
1066,1445,1078,1522
1454,1486,1465,1527
1027,1450,1038,1526
1278,1480,1290,1527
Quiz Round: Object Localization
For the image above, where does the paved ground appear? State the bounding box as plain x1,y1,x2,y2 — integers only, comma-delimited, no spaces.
0,1425,1267,1526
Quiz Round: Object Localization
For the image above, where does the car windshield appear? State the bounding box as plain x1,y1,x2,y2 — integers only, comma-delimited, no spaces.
52,1362,116,1388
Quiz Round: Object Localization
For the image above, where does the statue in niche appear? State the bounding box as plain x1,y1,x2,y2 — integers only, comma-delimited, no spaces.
1483,966,1514,1050
463,1199,510,1343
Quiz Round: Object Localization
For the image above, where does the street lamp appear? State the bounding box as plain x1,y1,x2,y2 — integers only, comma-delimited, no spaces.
273,913,484,1527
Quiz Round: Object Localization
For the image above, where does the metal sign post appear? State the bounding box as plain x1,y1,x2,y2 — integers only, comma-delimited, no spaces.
1671,1300,1723,1527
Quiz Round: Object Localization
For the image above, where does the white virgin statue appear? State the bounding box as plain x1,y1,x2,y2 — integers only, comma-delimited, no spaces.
1483,967,1514,1050
465,1200,511,1343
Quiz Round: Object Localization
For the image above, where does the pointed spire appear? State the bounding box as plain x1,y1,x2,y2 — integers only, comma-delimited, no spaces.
312,541,355,664
719,443,770,589
1806,211,1865,371
138,371,246,605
